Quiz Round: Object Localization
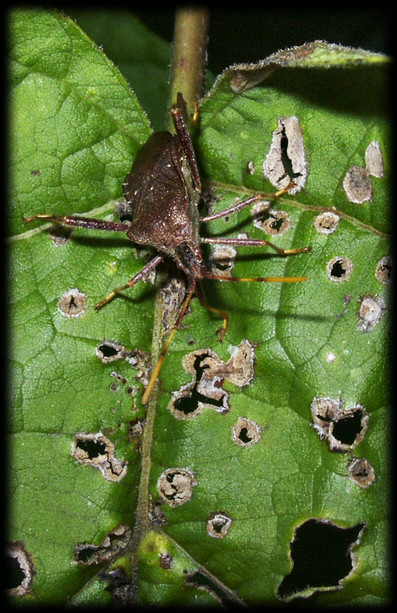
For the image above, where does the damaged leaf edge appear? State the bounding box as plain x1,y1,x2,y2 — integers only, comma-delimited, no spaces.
199,41,389,97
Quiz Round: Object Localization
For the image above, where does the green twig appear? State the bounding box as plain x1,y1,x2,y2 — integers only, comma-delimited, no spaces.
128,8,210,602
167,5,209,126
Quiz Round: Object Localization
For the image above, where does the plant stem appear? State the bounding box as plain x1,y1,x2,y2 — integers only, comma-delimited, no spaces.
167,5,209,126
128,9,210,601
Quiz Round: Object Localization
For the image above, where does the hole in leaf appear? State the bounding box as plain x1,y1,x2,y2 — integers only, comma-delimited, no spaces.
326,256,353,283
58,288,86,318
157,468,197,507
332,410,364,446
173,395,198,415
72,433,128,481
232,417,262,447
277,519,366,601
263,116,307,194
331,260,346,278
310,398,369,452
5,554,26,590
169,352,229,419
279,127,303,183
185,570,241,606
49,225,72,246
5,542,35,596
238,427,251,443
74,525,131,566
174,386,227,416
348,457,376,489
313,211,340,235
269,216,283,232
96,341,128,364
76,438,107,459
207,512,233,538
76,546,97,564
169,342,255,420
102,345,117,358
252,203,290,236
211,244,236,276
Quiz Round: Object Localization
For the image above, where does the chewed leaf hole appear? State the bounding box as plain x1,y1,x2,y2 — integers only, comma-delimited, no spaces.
116,199,133,223
169,341,255,420
58,288,86,318
313,211,340,235
185,570,240,606
263,116,307,194
232,417,262,447
74,524,131,566
72,433,127,481
238,428,250,443
49,225,72,246
348,457,376,489
310,397,369,452
211,244,236,277
76,438,107,459
331,409,364,446
6,554,25,590
6,542,35,596
327,256,353,282
173,395,197,415
252,204,291,236
207,512,233,538
96,341,126,363
75,545,97,565
100,344,120,358
157,468,197,507
277,519,366,601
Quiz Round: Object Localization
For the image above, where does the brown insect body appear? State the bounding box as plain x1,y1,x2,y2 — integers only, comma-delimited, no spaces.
123,131,206,279
25,94,309,403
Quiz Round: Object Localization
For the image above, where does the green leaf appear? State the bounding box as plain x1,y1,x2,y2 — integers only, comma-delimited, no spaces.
9,8,153,603
66,9,173,131
10,8,152,236
9,11,390,607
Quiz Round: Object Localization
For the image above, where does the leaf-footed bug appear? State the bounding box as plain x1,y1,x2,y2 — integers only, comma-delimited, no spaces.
25,93,310,404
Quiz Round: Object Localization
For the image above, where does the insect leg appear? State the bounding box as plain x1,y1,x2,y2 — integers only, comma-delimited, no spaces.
201,236,310,256
95,254,164,310
171,103,202,193
200,194,263,222
142,280,196,404
25,214,131,233
200,183,295,223
204,272,308,283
